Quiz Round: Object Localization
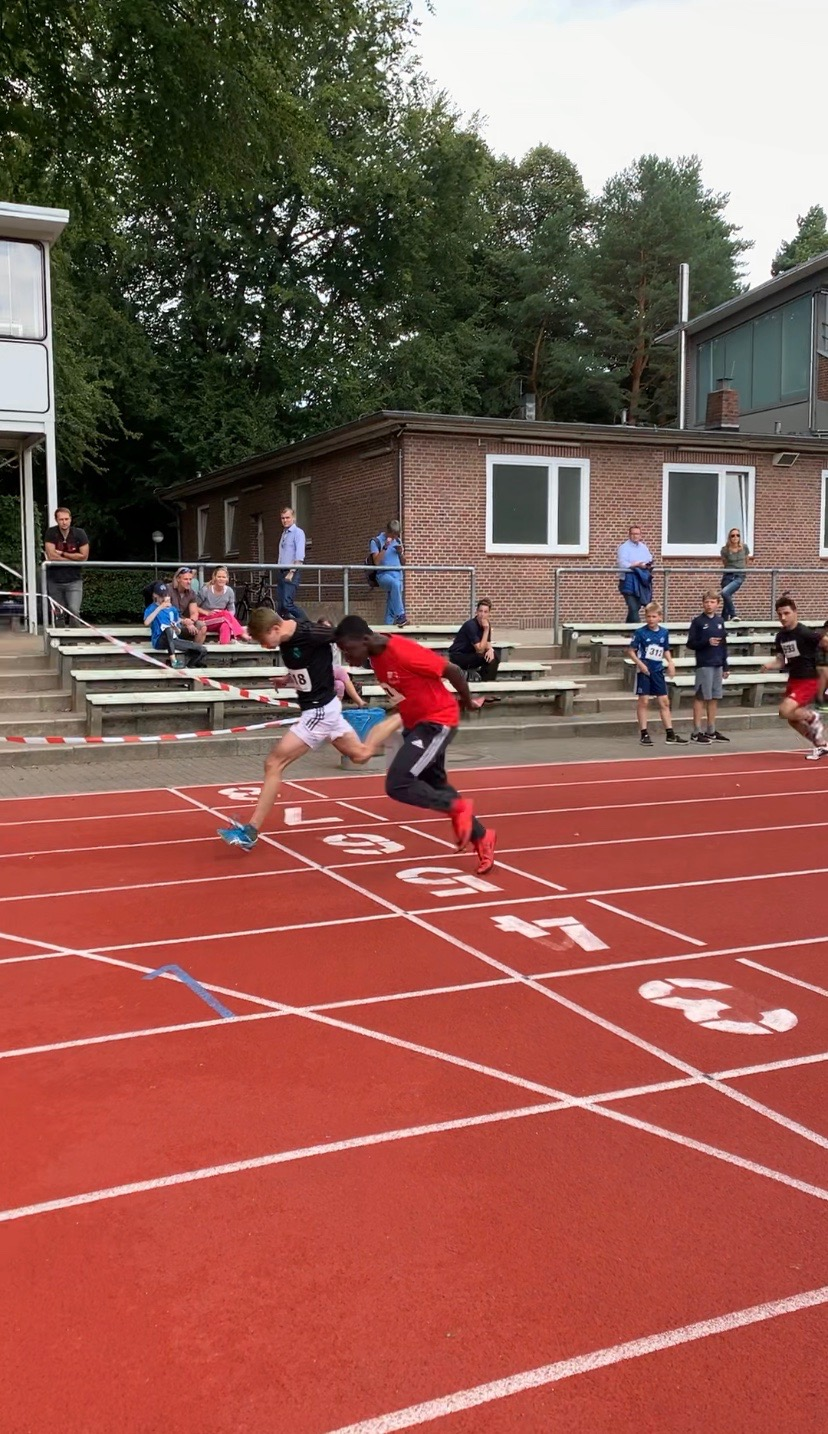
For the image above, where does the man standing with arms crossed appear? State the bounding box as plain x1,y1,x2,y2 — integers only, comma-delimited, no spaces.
43,507,89,625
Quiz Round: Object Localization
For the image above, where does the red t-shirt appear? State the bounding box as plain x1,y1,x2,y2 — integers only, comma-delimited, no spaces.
371,635,459,730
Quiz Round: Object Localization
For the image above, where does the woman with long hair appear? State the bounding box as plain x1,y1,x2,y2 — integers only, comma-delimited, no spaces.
720,528,751,621
196,566,250,643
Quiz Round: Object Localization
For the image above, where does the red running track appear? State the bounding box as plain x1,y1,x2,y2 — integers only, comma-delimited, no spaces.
2,749,828,1432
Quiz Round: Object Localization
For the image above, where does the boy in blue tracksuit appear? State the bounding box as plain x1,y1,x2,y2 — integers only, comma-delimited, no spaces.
627,602,686,747
686,590,729,744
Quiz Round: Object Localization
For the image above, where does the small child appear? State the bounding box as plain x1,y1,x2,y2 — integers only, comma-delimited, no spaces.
627,602,686,747
142,582,207,668
686,590,729,744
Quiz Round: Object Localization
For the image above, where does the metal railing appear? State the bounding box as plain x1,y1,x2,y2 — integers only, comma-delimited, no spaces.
39,559,477,644
553,565,828,639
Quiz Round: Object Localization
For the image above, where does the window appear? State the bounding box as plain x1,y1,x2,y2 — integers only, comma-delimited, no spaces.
224,498,238,553
662,465,755,556
695,294,812,420
291,478,311,542
0,240,46,339
485,455,590,554
821,471,828,558
197,505,209,557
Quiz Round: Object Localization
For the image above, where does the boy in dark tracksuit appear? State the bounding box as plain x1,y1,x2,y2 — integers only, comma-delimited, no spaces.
687,590,729,744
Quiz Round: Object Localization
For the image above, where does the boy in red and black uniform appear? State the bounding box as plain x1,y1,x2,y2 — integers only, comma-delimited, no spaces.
763,596,828,757
335,616,496,873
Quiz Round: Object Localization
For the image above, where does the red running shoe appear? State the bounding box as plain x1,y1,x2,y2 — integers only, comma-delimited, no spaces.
449,797,474,850
474,828,497,875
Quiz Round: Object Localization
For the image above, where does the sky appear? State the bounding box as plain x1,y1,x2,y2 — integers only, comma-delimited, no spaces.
411,0,825,292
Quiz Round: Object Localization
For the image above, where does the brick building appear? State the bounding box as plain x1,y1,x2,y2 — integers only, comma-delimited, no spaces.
164,409,828,626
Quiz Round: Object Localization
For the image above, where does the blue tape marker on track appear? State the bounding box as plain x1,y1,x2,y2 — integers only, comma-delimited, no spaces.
143,964,236,1020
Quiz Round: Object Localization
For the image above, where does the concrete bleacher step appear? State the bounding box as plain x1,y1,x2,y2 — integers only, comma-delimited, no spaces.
0,711,87,739
0,667,66,692
0,690,74,714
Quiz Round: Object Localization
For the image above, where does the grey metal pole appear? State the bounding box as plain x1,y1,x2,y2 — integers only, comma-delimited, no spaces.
662,568,670,622
553,569,561,644
678,263,690,429
343,566,350,616
40,561,50,650
469,567,476,617
770,569,777,616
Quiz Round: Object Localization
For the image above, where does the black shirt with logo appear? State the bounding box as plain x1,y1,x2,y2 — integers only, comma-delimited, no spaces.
278,622,336,710
45,526,89,559
774,623,822,679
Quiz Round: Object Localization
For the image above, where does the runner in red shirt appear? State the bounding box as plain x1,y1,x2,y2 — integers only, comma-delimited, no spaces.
335,617,496,873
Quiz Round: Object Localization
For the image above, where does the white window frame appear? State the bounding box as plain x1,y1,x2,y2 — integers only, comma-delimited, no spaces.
821,470,828,558
291,477,312,547
661,463,755,557
485,454,590,556
223,498,238,554
197,505,209,558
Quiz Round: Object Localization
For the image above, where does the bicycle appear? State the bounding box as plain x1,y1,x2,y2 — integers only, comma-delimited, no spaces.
235,571,276,627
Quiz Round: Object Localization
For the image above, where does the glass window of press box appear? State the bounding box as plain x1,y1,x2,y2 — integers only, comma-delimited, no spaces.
695,294,811,420
0,240,46,340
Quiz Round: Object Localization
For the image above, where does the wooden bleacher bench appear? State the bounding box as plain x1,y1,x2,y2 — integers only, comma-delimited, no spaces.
567,620,787,662
622,654,777,689
668,671,785,710
590,631,777,673
84,688,299,737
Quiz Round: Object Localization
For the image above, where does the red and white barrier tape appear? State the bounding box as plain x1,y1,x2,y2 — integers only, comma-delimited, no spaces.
1,592,299,746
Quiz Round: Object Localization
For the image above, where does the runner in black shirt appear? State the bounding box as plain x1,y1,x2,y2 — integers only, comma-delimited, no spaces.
763,597,828,757
217,608,372,849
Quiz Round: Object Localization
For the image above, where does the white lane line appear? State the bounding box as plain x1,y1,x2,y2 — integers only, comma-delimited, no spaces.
171,789,828,1175
411,864,828,915
0,865,311,905
336,801,391,822
0,952,69,966
738,958,828,1001
94,911,400,952
587,898,706,948
717,1049,828,1081
0,806,190,830
0,1010,286,1061
326,1283,828,1433
0,836,206,861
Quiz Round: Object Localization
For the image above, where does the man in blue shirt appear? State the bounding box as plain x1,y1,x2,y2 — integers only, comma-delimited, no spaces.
686,590,730,744
627,602,686,746
277,506,307,621
617,524,653,623
370,519,407,626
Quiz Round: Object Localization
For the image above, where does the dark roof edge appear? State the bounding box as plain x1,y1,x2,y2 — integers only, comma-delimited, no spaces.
162,410,828,498
656,248,828,344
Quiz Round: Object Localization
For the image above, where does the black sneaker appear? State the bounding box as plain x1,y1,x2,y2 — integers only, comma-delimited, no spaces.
640,730,653,746
690,732,710,744
666,731,688,744
709,730,730,742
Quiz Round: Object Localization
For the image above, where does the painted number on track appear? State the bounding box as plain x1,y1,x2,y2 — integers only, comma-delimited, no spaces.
491,913,608,952
218,786,261,801
396,866,501,898
639,977,797,1035
323,833,405,856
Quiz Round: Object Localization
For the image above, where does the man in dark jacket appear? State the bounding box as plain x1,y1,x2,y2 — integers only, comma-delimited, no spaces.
686,590,729,743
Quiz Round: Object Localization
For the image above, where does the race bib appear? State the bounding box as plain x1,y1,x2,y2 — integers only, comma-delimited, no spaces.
780,640,799,660
644,643,664,662
286,667,312,692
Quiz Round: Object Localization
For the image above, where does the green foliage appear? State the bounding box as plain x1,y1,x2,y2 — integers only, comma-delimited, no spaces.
583,155,749,424
79,568,156,624
1,9,755,547
771,206,828,277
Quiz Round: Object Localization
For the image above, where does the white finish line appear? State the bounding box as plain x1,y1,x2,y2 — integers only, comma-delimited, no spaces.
328,1284,828,1433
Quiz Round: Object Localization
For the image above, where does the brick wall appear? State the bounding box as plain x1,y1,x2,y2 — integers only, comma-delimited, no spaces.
401,432,828,625
177,425,828,628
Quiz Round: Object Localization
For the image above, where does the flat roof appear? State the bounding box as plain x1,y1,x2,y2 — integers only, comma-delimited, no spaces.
163,410,828,500
0,202,69,244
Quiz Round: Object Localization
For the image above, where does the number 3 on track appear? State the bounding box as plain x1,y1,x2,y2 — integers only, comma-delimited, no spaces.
639,977,797,1035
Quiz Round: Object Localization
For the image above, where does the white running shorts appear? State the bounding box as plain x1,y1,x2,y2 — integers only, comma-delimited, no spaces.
292,696,353,751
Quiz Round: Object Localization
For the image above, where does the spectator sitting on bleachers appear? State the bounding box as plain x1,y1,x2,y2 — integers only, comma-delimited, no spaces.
169,567,207,643
143,582,207,668
449,600,501,683
196,566,250,644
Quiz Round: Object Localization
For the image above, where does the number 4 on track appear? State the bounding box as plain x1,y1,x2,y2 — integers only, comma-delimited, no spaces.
491,913,608,952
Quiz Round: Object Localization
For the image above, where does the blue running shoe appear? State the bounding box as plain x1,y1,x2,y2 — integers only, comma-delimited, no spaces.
217,823,258,850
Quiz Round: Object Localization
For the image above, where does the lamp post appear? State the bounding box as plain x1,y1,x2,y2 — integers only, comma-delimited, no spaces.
152,530,164,577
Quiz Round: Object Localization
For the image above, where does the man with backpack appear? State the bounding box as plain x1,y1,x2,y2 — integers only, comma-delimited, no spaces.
368,519,407,627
